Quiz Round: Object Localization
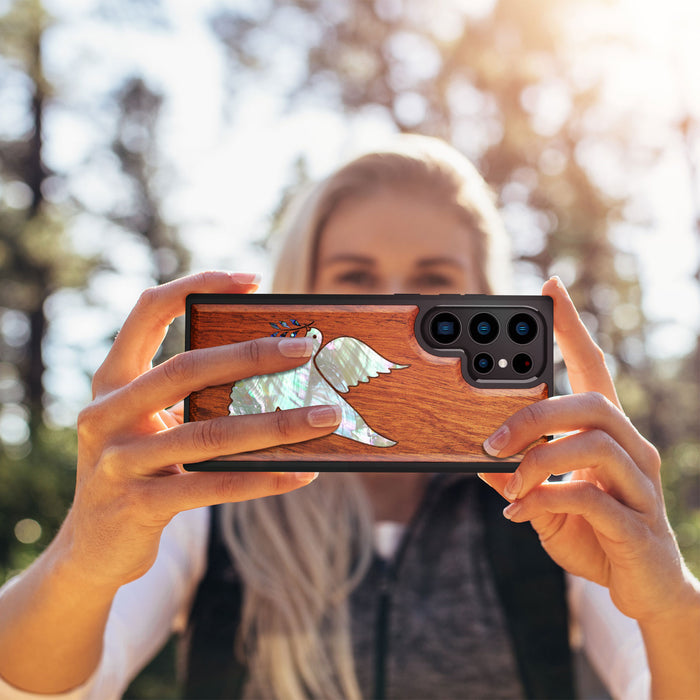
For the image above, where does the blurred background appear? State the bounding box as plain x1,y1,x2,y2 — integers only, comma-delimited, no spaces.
1,0,699,696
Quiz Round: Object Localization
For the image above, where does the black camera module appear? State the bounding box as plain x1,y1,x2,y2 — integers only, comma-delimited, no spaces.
508,313,538,344
473,352,494,374
512,353,533,374
469,312,499,344
430,311,461,345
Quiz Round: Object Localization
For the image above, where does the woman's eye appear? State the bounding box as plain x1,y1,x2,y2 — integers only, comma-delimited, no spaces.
334,270,376,287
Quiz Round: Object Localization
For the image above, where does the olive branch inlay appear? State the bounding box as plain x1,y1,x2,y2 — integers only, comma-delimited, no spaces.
269,319,315,338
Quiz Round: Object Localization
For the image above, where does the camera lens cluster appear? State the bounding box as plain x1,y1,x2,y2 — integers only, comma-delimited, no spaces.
429,310,539,377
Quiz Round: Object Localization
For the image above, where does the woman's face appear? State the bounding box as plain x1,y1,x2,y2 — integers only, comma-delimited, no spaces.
312,188,481,295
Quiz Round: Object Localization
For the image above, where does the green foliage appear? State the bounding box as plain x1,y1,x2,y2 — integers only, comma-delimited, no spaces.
0,424,76,584
108,76,191,286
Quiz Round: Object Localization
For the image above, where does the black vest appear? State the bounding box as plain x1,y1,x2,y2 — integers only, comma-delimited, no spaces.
181,477,575,699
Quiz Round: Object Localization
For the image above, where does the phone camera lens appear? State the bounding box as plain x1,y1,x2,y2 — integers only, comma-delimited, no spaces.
508,313,537,344
430,312,461,344
473,352,494,374
469,313,499,344
513,353,534,374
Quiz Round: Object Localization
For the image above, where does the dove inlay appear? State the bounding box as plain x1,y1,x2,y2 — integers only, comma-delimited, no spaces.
228,327,409,446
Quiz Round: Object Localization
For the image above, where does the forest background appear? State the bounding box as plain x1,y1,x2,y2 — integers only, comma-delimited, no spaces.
1,0,699,696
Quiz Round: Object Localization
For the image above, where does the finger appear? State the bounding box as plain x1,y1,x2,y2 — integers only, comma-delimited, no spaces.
106,405,342,475
483,392,659,477
477,472,511,498
93,271,260,396
160,409,181,430
500,430,655,512
502,480,641,546
498,482,611,585
105,337,314,424
542,277,620,408
165,401,184,426
147,469,319,517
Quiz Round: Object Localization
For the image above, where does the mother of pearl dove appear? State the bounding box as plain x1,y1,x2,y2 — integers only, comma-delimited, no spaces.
228,328,409,447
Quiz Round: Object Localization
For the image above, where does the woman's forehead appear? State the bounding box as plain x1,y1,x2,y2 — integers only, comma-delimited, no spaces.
317,190,473,261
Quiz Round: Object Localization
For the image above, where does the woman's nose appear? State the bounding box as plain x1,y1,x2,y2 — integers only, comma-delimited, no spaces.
376,277,411,294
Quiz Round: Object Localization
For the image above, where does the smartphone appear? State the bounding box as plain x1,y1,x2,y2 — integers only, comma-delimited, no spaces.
184,293,553,472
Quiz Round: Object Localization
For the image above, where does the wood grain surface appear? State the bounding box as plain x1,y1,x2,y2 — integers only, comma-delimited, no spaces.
188,303,548,463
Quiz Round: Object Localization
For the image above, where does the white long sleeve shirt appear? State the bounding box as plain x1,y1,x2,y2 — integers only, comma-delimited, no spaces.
0,507,650,699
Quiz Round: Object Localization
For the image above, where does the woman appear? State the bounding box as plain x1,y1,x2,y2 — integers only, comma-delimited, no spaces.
0,136,698,699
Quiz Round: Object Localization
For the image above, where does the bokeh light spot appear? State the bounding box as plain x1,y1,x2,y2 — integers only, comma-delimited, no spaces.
14,519,42,545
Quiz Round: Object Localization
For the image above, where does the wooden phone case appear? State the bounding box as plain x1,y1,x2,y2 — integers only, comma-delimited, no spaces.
185,294,553,472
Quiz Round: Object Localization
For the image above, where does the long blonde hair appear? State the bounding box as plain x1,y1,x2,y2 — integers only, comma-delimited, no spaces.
221,135,507,699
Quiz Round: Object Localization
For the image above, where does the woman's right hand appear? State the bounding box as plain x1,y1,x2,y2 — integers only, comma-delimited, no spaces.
63,271,340,591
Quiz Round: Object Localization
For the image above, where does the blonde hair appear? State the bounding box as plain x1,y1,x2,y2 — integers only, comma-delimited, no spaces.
220,476,373,699
221,135,509,699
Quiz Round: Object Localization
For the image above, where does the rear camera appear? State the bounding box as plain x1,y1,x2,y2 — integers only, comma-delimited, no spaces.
512,353,534,374
473,353,494,374
430,312,461,344
469,313,499,344
508,313,537,344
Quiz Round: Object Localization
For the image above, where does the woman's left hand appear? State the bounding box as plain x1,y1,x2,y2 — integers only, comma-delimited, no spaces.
478,277,697,625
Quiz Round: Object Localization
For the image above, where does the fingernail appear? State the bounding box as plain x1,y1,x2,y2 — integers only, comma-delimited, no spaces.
231,272,262,285
503,501,521,520
279,337,313,358
294,472,319,483
308,405,342,427
504,470,522,501
483,425,510,457
476,472,487,482
551,275,571,298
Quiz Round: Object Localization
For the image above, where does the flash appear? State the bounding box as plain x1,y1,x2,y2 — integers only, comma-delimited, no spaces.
498,358,508,368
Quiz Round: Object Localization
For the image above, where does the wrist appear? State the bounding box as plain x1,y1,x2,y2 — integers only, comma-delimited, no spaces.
0,515,118,694
51,509,125,597
637,570,700,700
637,566,700,631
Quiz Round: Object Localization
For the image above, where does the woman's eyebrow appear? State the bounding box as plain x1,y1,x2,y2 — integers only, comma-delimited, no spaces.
323,254,376,266
416,257,464,269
